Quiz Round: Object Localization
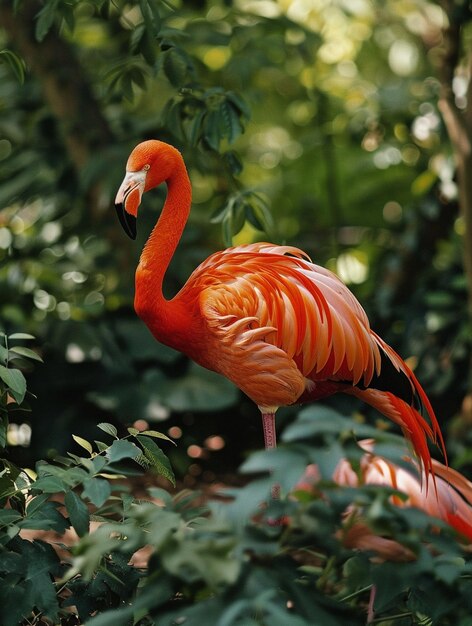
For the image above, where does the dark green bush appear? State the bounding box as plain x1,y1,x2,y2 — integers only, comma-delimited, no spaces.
1,333,472,626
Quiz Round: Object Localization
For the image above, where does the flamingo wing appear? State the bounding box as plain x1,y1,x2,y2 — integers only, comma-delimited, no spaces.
192,242,381,380
177,242,444,474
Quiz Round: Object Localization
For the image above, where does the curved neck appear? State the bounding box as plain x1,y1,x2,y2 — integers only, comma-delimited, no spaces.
138,159,192,296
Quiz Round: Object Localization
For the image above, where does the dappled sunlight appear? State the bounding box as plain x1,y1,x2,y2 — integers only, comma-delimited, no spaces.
383,201,403,224
388,39,419,76
430,154,457,201
203,46,231,71
7,422,31,447
412,108,441,143
335,250,369,285
249,126,303,170
0,227,12,249
65,342,102,363
372,146,402,169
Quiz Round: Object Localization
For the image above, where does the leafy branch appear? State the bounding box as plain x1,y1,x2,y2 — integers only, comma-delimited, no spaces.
0,331,42,450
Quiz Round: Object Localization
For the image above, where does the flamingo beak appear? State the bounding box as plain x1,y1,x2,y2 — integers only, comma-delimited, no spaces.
114,170,147,239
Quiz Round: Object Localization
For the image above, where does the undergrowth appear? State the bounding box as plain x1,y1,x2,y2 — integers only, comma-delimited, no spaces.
1,331,471,626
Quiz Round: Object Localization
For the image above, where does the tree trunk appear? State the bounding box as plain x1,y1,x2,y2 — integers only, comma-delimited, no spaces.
0,0,115,219
437,1,472,403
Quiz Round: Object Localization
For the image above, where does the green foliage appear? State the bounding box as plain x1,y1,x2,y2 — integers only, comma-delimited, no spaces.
2,1,472,622
0,332,41,447
0,49,25,83
0,344,177,624
211,190,274,246
1,0,470,472
3,391,472,624
1,335,472,624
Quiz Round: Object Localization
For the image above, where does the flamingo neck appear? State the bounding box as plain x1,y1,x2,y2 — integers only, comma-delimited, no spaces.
137,159,192,301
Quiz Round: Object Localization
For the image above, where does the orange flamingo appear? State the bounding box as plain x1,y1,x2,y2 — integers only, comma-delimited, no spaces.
295,440,472,623
296,439,472,551
114,140,445,481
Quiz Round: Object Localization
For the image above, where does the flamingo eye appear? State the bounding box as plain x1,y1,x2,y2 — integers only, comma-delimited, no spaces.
143,164,150,171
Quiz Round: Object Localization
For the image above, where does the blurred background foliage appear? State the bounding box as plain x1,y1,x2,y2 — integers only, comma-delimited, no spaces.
1,0,472,485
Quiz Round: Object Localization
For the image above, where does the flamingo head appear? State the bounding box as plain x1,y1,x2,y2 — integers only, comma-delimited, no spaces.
114,140,181,239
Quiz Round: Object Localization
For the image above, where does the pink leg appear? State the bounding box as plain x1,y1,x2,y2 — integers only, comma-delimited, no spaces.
367,585,376,623
262,412,277,450
261,412,280,500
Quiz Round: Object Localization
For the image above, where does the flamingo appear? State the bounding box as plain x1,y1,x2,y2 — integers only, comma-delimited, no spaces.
296,439,472,550
114,140,446,484
295,440,472,623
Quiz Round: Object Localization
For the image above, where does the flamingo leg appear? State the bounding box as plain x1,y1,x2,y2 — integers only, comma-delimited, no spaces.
367,585,376,624
262,412,277,450
261,412,280,500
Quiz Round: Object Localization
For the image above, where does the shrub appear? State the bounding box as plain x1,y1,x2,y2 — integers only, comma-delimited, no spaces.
1,332,471,625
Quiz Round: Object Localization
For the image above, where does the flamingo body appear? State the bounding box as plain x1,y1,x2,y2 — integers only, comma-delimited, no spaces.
115,140,445,477
297,439,472,554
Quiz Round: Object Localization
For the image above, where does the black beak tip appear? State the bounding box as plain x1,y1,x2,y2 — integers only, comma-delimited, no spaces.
115,203,137,240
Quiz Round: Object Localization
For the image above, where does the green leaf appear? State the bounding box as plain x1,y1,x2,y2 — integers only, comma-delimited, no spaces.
163,47,191,87
23,498,69,533
97,422,118,438
0,509,22,527
72,435,93,455
226,90,251,120
0,366,26,404
140,0,161,30
35,2,57,42
140,430,176,445
281,405,352,442
433,555,465,585
0,344,8,364
59,2,75,31
136,435,175,485
26,493,50,516
0,415,7,449
164,363,238,412
210,203,230,224
94,440,109,453
0,49,26,84
32,473,67,493
203,109,221,150
8,346,43,362
129,65,148,89
65,490,90,537
23,541,61,618
106,439,141,463
232,200,246,236
160,525,240,589
7,333,35,340
220,100,243,143
82,477,112,508
223,150,243,176
222,212,233,246
188,109,205,146
245,192,274,234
